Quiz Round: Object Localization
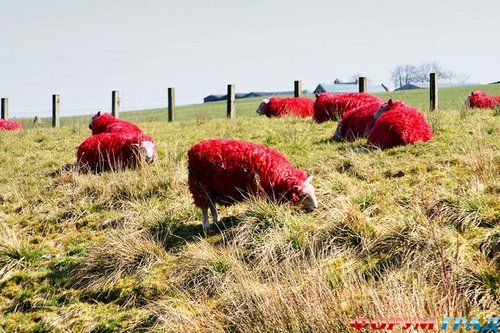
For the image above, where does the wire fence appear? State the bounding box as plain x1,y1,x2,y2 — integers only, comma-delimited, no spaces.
1,76,499,129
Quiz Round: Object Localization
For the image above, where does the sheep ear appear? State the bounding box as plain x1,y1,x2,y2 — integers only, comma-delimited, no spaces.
388,99,393,105
96,111,101,117
306,175,313,183
263,98,270,104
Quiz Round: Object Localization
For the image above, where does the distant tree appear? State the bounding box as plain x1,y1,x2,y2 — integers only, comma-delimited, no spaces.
391,63,469,88
446,71,469,84
415,63,449,82
390,64,418,88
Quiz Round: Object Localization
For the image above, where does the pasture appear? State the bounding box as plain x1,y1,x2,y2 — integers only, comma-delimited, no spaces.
0,85,499,332
15,84,500,128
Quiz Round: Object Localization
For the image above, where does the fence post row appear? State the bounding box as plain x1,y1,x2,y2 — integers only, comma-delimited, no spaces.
294,80,302,98
112,90,120,118
227,84,235,119
430,72,438,111
52,94,60,128
358,77,367,93
1,98,8,120
3,76,441,125
168,87,175,122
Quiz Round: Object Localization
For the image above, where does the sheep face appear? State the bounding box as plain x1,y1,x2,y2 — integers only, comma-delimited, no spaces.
465,91,484,108
373,100,393,119
89,111,102,129
333,121,343,141
139,141,157,163
256,99,270,115
465,93,472,107
293,175,318,211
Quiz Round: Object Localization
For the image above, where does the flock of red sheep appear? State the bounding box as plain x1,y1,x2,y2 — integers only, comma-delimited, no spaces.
259,92,435,149
0,90,498,228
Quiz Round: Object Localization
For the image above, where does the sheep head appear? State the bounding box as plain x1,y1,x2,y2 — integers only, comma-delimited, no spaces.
256,99,270,115
291,175,318,211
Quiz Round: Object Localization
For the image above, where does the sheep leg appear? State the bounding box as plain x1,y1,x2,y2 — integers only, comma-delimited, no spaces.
208,200,219,224
201,207,210,229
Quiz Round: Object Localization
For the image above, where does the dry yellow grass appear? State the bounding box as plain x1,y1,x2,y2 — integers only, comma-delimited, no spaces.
0,97,499,332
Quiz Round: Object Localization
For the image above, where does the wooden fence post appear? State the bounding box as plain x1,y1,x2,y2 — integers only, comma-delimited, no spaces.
52,94,60,128
430,73,438,111
168,87,175,122
112,90,120,118
294,80,302,97
358,77,367,93
227,84,235,119
1,98,8,119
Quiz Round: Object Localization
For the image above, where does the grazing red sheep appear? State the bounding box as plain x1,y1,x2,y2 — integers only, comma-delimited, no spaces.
188,139,318,229
313,92,383,123
332,101,382,141
89,111,143,135
367,99,433,149
256,97,314,118
77,132,157,172
465,91,500,109
0,119,22,131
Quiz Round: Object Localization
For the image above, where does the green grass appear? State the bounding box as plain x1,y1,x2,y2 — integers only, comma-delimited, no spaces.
16,95,265,129
0,85,499,332
16,84,500,129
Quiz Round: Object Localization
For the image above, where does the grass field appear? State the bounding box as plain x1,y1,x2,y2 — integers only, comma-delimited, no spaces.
16,84,500,128
1,85,499,332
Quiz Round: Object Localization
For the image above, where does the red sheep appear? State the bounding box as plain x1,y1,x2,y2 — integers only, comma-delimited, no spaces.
256,97,314,118
77,132,157,172
188,139,318,229
465,91,500,109
313,92,383,123
332,101,382,141
89,111,143,135
0,119,22,131
367,99,433,149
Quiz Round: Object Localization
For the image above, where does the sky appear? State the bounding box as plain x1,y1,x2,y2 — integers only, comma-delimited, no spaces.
1,0,499,117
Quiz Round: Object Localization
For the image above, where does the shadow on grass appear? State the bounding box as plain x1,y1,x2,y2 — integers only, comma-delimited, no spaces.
337,144,373,154
45,258,81,288
152,215,245,252
314,136,337,145
48,163,75,177
314,136,374,153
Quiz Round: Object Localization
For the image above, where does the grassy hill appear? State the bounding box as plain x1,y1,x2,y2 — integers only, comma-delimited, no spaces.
16,83,500,128
1,85,499,332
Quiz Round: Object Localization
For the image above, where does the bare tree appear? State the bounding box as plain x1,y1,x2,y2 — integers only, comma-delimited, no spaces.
415,63,431,82
391,66,404,88
391,62,469,87
391,64,418,88
446,71,469,84
415,63,449,82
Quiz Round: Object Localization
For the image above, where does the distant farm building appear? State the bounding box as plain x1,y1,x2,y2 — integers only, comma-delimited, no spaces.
203,90,309,103
394,84,423,91
313,79,388,94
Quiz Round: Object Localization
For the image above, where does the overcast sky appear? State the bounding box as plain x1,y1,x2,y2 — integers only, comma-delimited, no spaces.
1,0,499,117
